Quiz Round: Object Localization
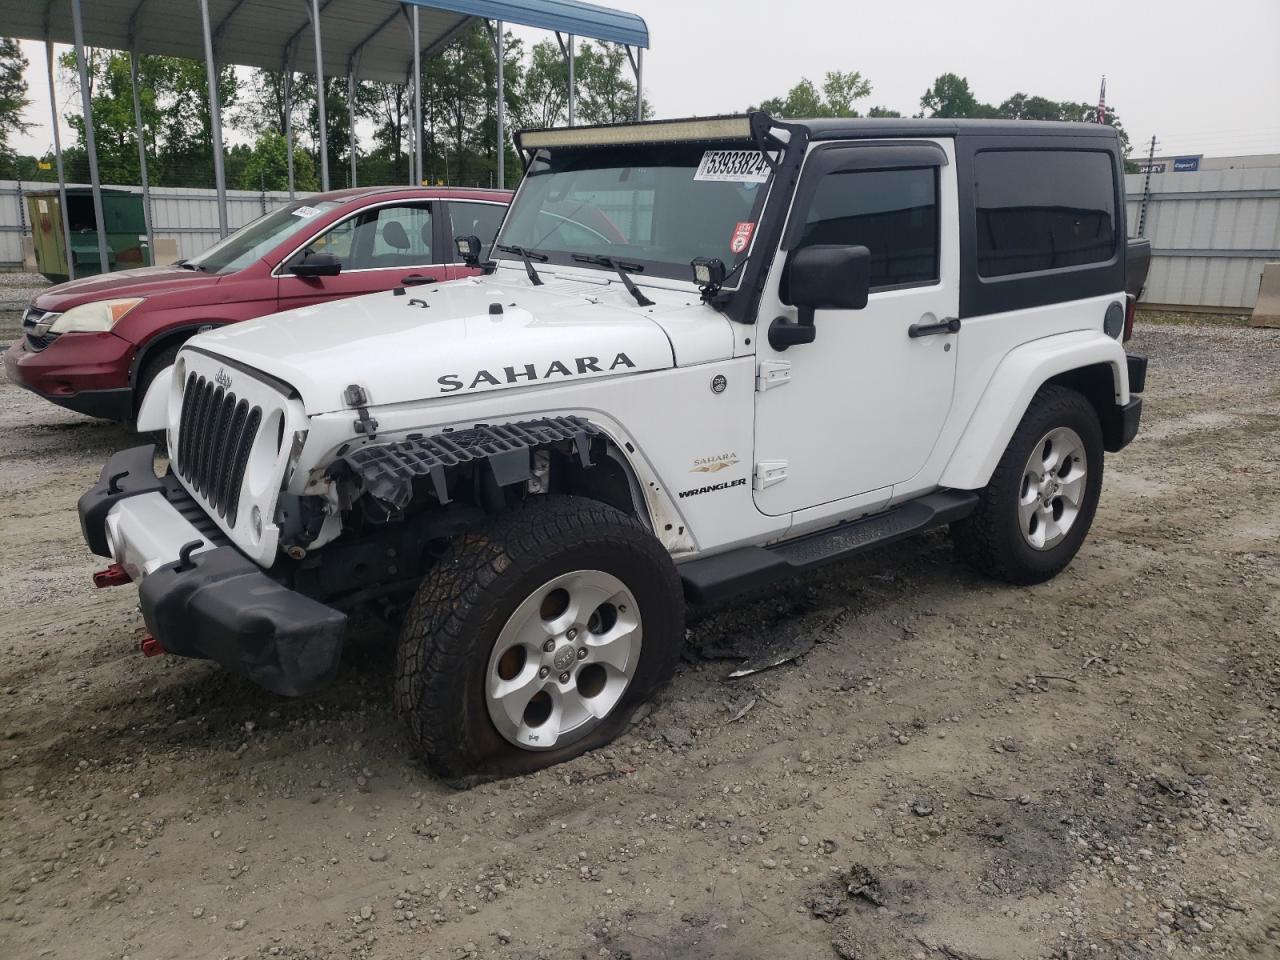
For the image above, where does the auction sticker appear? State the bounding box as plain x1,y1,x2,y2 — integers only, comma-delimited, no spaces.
729,222,756,254
291,205,321,218
695,150,775,183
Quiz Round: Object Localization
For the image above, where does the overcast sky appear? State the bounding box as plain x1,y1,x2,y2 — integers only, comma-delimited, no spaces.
9,0,1280,160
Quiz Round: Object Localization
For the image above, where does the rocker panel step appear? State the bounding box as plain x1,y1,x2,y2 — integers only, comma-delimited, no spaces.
679,490,978,605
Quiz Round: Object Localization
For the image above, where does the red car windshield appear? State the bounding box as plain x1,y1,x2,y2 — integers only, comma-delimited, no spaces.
186,199,346,275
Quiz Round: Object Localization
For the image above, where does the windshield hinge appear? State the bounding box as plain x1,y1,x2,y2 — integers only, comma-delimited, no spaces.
755,360,791,392
345,383,379,440
754,460,788,490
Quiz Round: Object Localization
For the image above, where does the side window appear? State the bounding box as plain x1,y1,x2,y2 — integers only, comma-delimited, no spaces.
798,167,939,289
450,202,506,259
309,218,357,260
974,150,1116,277
361,204,434,268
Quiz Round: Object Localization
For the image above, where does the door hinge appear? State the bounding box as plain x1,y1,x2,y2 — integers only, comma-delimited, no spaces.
755,359,791,392
754,460,788,490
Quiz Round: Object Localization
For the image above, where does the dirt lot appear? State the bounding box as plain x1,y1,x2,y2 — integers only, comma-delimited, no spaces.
1,321,1277,960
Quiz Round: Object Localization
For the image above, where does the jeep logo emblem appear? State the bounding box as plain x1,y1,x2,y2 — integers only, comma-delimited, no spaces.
214,368,232,390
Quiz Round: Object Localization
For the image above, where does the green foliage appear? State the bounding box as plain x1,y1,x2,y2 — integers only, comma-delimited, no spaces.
919,73,998,119
0,38,31,160
755,71,871,118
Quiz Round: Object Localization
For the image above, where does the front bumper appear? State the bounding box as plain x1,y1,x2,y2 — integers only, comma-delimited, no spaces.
79,445,347,696
4,333,135,420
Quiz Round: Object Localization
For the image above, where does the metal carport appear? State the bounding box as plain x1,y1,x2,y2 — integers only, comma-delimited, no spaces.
7,0,649,278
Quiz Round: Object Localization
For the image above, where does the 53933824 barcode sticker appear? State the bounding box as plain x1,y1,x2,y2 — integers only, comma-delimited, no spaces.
694,150,776,183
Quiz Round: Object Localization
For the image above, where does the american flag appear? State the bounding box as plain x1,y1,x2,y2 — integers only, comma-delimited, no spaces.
1096,76,1107,124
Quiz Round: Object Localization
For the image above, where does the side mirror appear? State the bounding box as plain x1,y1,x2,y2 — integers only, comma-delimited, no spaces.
783,243,871,323
455,234,482,267
289,252,342,278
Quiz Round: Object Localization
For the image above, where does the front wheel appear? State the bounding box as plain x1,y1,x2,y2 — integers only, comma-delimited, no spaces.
395,495,684,786
951,384,1104,585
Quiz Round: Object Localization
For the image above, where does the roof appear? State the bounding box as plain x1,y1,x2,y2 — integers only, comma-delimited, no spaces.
798,117,1122,141
309,184,513,202
8,0,647,85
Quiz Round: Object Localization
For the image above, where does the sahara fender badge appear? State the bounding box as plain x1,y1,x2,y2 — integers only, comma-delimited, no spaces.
710,374,727,394
691,453,739,473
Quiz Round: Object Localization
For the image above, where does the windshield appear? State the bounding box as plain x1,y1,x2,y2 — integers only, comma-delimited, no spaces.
496,141,772,283
187,199,345,274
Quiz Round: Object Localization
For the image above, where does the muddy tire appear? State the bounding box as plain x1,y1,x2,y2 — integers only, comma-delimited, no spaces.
395,495,684,786
951,384,1104,585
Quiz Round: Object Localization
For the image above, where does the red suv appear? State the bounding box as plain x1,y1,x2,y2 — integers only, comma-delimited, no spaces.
4,185,510,422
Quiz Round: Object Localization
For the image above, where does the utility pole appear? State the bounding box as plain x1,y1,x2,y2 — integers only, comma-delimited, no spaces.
1137,134,1158,238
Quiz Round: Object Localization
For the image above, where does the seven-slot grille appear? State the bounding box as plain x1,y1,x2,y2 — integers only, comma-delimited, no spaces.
175,371,262,525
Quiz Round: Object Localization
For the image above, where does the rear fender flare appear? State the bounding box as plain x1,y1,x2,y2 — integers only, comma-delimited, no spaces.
940,331,1128,490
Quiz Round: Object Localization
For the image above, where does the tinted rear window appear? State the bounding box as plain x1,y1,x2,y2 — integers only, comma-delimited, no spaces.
974,150,1116,278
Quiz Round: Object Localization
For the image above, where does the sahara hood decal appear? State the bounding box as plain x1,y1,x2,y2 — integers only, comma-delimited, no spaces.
438,352,637,393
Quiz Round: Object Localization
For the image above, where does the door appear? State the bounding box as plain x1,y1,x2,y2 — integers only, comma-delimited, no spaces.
753,140,960,516
277,201,448,310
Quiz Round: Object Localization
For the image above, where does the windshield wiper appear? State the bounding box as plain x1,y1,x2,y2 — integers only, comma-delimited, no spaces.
571,254,654,307
496,244,547,286
176,259,207,272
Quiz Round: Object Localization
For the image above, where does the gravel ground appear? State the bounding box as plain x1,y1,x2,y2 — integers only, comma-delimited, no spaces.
1,322,1277,960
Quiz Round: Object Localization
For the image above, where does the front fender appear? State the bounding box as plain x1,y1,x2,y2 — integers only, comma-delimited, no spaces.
940,331,1128,490
135,363,175,432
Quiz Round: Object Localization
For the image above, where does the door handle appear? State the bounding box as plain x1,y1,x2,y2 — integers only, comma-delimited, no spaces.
908,316,961,338
402,274,436,286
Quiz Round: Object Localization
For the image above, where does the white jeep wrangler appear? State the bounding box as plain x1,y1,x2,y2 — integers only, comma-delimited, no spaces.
79,113,1150,783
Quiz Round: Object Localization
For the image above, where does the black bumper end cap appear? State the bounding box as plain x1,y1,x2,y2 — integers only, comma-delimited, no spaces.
1126,352,1148,395
1104,396,1143,452
139,546,348,697
78,444,164,558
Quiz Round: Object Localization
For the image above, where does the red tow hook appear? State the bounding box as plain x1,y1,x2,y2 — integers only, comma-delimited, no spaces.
93,563,132,588
140,634,166,657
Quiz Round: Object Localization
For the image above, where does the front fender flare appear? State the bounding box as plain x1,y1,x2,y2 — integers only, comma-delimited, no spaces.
940,331,1128,490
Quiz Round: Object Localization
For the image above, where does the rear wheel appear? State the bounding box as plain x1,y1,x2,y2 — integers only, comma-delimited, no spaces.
951,384,1104,585
395,495,684,786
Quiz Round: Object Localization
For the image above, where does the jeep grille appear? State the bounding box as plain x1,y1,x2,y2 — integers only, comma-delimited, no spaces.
174,371,261,525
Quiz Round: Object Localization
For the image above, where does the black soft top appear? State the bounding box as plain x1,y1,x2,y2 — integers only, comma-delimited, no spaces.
796,116,1120,142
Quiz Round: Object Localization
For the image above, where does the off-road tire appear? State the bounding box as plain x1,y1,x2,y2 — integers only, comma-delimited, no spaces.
395,495,684,786
950,384,1104,585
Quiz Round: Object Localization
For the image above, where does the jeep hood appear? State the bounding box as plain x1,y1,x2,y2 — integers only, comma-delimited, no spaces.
187,274,693,414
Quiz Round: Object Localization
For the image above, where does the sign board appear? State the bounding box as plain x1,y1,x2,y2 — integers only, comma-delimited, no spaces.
1172,156,1201,172
1138,162,1166,174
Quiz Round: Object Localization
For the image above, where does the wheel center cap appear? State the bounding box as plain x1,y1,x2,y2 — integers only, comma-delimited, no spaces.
552,645,576,671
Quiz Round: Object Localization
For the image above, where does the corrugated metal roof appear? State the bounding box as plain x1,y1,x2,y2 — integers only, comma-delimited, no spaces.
6,0,646,84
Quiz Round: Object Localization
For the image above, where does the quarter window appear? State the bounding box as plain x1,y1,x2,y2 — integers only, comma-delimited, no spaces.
974,150,1116,277
797,167,939,289
449,202,506,260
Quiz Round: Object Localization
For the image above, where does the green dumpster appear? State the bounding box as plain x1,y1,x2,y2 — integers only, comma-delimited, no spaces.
26,187,151,283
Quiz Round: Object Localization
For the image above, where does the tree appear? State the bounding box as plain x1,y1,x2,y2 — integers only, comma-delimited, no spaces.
755,70,871,118
575,42,648,125
919,73,997,118
520,40,569,129
867,105,902,118
0,38,31,161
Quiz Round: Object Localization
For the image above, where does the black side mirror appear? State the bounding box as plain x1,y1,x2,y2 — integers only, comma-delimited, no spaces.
455,234,482,266
289,252,342,278
783,244,871,321
770,244,871,350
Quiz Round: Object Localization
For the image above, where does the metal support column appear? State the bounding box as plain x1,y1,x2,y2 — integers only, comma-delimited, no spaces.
634,46,643,122
412,4,422,185
495,19,504,188
70,0,110,274
283,66,295,198
128,53,154,260
310,0,329,191
197,0,229,237
44,40,75,280
347,72,357,187
568,34,575,125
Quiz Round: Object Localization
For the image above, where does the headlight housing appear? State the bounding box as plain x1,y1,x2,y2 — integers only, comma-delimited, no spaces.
45,298,144,335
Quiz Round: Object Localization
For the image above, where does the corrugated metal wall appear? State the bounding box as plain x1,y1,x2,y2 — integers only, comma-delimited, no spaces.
0,180,309,268
1125,166,1280,311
